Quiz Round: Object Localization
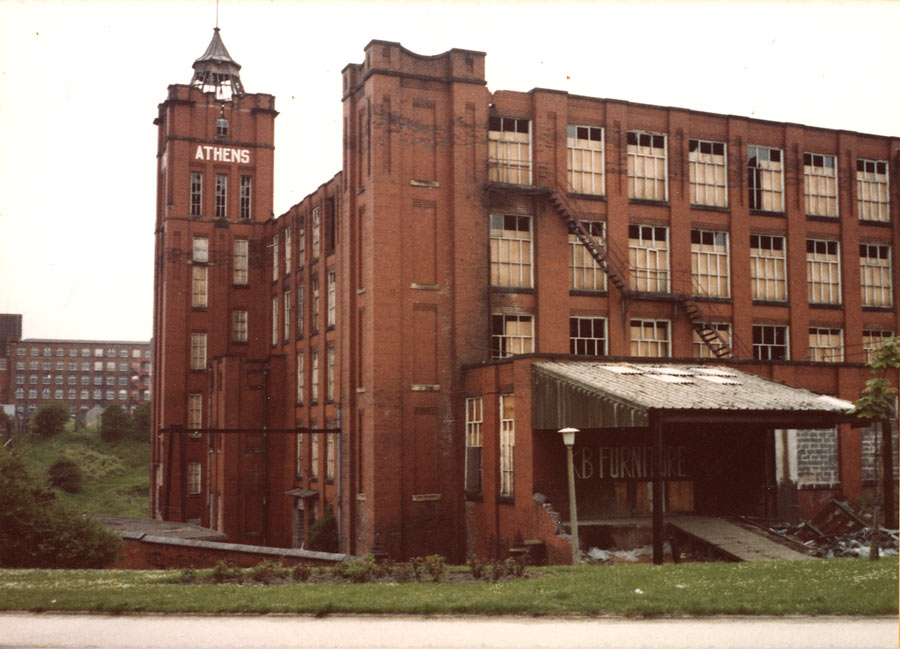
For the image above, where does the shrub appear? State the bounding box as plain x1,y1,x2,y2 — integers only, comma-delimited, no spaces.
305,504,338,552
130,402,151,440
291,563,311,582
393,561,415,583
467,554,486,579
487,560,506,582
423,554,446,582
340,555,376,583
250,560,288,584
505,555,526,578
29,401,70,438
48,457,84,493
212,560,241,583
100,405,133,442
176,568,198,583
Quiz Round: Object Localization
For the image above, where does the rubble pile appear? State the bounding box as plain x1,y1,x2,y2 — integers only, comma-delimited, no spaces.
776,499,899,558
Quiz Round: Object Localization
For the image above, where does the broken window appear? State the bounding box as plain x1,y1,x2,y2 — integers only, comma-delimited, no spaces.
808,327,843,362
689,139,727,207
570,317,607,356
627,131,667,201
752,324,788,360
490,213,533,288
567,125,604,195
628,224,669,292
630,319,670,357
860,243,892,307
465,397,483,496
491,314,533,359
857,159,889,222
750,234,787,301
691,229,729,297
806,239,841,304
747,145,783,211
804,153,838,217
569,221,606,291
488,116,532,185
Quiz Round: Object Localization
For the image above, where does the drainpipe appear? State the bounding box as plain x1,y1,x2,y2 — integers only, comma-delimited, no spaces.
262,362,270,546
336,407,343,552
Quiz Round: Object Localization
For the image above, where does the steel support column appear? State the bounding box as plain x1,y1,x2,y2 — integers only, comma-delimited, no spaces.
651,413,665,565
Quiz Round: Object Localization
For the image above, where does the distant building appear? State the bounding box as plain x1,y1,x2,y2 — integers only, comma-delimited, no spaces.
151,33,898,562
0,314,151,425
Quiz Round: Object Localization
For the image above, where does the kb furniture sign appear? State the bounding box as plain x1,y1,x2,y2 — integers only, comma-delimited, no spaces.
573,445,688,481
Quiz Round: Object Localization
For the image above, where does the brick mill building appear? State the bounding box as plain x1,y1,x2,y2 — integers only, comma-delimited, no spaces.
151,31,898,563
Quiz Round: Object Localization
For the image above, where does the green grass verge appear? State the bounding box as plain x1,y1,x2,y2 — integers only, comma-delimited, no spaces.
8,423,149,517
0,558,896,616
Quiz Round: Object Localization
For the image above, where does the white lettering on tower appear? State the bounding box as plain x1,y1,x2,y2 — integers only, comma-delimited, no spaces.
194,145,251,164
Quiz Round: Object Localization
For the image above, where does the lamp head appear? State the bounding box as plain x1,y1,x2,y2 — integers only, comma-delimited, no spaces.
558,427,579,447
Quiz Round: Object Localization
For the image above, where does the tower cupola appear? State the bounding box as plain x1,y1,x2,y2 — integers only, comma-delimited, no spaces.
190,28,244,100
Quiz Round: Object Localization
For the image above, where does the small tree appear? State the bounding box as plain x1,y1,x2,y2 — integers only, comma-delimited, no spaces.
29,401,70,438
48,457,84,493
100,404,133,442
130,401,151,440
305,503,339,552
0,411,12,436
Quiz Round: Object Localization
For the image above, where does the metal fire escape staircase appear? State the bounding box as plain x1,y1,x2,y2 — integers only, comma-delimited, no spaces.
545,184,734,359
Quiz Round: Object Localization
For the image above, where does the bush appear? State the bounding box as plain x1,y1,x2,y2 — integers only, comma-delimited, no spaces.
131,402,151,440
29,401,70,438
0,448,122,568
305,504,338,552
100,405,133,442
423,554,446,582
212,560,241,583
48,457,84,493
249,560,288,584
467,554,486,579
291,563,311,582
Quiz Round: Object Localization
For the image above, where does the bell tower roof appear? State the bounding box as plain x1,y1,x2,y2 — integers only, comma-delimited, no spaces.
190,28,245,99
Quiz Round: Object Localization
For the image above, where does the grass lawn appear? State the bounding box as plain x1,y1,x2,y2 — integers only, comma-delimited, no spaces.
0,557,896,617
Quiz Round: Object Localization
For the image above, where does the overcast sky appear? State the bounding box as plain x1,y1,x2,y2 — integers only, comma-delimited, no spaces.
1,0,898,342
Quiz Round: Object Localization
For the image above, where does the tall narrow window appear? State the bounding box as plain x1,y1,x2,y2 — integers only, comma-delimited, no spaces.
190,172,203,217
216,118,229,137
863,329,894,363
311,207,321,259
752,324,789,360
499,395,515,497
693,323,732,358
327,271,336,327
630,319,670,357
311,432,319,479
215,173,227,218
689,139,727,207
747,146,783,211
187,462,201,495
296,353,304,404
326,433,336,481
284,227,292,271
311,350,319,403
627,131,667,201
296,433,304,477
691,229,729,297
232,310,247,342
809,327,843,362
750,234,787,301
804,153,838,217
233,239,248,285
297,217,306,267
491,314,533,359
628,225,669,292
860,243,892,307
190,333,207,370
488,117,532,185
569,221,606,291
312,276,320,333
191,266,208,308
326,345,335,402
567,125,604,195
283,290,291,342
271,296,278,346
272,234,279,282
465,397,483,495
806,239,841,304
490,213,532,287
188,393,202,430
857,159,890,222
297,286,305,337
192,237,209,263
239,176,252,220
569,317,607,356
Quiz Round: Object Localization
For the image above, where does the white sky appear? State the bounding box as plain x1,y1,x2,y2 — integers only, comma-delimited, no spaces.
1,0,898,341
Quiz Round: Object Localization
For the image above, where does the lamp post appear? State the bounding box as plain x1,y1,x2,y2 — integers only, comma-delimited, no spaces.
559,427,580,565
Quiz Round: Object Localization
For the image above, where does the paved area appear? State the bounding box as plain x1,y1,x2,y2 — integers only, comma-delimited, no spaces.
0,614,895,649
669,516,813,562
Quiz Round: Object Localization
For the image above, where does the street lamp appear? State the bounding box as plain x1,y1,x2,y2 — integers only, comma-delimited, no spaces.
559,427,580,564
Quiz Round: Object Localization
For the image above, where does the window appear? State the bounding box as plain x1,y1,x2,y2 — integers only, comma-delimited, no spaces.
491,314,533,359
187,462,201,495
55,348,64,357
188,394,202,430
271,296,278,346
490,213,532,287
327,271,336,327
81,361,89,371
804,153,838,217
567,125,604,195
216,117,228,136
689,139,727,207
750,234,787,301
628,225,669,292
465,397,483,495
232,239,248,285
44,347,52,357
232,310,248,342
747,145,783,211
311,350,319,403
311,207,321,259
54,389,63,400
297,286,305,337
118,390,127,401
94,348,103,357
326,345,335,401
55,375,64,384
17,347,25,356
94,376,102,385
284,291,291,341
569,221,606,291
68,376,76,385
627,131,667,201
15,388,23,399
569,317,607,356
691,229,729,297
488,116,531,185
284,227,292,270
296,433,304,478
42,375,50,384
190,172,202,217
70,349,79,357
296,353,304,404
42,388,51,399
693,323,732,358
326,433,336,481
272,234,279,282
28,374,37,384
630,319,670,357
809,327,843,362
311,433,319,479
860,244,892,307
312,277,320,332
67,362,76,371
15,376,23,385
30,361,39,370
192,237,208,263
29,389,37,399
16,361,24,370
190,333,207,370
191,266,208,308
81,376,89,385
119,362,128,371
806,239,841,304
81,348,89,357
753,324,789,360
55,361,64,370
499,394,515,497
857,159,889,222
215,173,227,218
105,375,115,386
80,389,88,400
863,329,894,363
297,217,306,267
92,389,101,400
119,377,128,386
42,361,51,371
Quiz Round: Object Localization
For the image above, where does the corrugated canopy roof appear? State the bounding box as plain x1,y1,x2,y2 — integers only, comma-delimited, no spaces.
532,362,860,430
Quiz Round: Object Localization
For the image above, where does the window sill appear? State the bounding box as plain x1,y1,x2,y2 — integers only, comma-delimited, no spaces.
862,305,895,313
859,219,892,228
231,341,248,346
751,300,789,307
567,192,606,202
491,287,536,295
628,198,669,208
809,303,843,310
497,495,515,506
749,209,785,217
691,296,732,304
191,307,208,312
327,325,335,332
690,203,730,213
232,284,249,289
569,289,609,297
465,492,483,503
806,214,840,223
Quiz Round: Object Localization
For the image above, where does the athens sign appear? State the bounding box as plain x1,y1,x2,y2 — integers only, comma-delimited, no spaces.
194,145,250,164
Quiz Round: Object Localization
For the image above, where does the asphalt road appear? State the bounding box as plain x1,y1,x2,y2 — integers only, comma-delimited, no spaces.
0,614,896,649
